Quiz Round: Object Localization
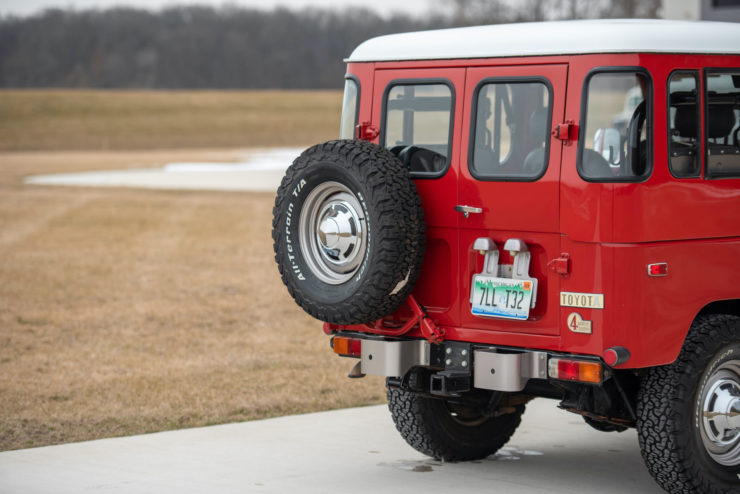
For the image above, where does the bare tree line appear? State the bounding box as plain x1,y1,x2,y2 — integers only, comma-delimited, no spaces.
444,0,660,24
0,1,660,89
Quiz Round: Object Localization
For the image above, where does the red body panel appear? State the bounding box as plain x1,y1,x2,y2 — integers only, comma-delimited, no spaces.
344,52,740,369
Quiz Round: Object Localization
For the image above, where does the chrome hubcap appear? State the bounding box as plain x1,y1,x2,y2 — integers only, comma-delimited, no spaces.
299,182,366,285
699,359,740,466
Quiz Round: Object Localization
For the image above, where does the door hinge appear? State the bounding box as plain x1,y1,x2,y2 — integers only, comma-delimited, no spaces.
552,120,578,145
547,253,570,276
355,121,379,141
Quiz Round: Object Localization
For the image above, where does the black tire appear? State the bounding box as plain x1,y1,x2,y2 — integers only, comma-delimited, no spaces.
272,140,424,325
637,314,740,494
387,386,525,461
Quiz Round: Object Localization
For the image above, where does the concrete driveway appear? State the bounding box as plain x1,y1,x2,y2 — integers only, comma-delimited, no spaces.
14,153,663,493
0,398,662,494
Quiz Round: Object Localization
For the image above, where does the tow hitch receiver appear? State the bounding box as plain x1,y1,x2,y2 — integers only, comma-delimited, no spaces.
429,341,473,396
430,371,471,396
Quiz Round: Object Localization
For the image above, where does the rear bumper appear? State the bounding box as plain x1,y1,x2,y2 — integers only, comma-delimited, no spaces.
333,333,607,393
360,339,431,377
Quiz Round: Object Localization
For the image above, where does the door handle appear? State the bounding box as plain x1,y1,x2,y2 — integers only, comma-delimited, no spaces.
455,205,483,218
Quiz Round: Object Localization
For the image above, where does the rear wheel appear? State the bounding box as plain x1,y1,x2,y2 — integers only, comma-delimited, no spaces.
637,314,740,494
387,386,525,461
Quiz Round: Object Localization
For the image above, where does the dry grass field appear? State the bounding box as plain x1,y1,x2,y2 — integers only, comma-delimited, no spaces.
0,90,343,151
0,91,386,452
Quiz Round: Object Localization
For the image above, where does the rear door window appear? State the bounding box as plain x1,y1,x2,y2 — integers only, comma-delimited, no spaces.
381,81,453,177
578,70,652,182
469,80,551,180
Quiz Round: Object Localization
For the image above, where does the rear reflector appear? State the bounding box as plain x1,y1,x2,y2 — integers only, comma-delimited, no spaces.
647,262,668,277
603,346,631,366
332,336,362,357
548,358,602,384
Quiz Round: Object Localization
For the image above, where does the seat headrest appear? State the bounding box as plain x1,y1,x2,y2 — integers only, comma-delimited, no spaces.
674,105,697,138
707,104,736,139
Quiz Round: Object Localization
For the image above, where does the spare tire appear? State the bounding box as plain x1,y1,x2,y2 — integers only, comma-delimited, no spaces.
272,140,425,325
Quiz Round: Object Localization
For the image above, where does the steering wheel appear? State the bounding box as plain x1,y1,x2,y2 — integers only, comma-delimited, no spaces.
397,145,421,168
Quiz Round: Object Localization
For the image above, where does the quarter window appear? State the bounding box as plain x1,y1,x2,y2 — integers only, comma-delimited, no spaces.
668,72,700,177
705,71,740,178
339,78,359,139
579,71,651,181
383,82,453,176
470,81,551,180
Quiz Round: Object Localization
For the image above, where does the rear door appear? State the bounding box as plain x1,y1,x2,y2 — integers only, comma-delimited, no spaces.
456,64,568,336
372,67,466,327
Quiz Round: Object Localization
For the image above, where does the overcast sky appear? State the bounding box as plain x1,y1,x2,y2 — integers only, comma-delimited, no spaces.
0,0,436,17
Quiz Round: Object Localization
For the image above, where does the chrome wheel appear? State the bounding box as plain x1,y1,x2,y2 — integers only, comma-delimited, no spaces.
699,359,740,467
298,181,366,285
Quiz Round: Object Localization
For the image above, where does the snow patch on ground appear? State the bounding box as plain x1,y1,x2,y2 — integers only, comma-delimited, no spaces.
25,148,302,192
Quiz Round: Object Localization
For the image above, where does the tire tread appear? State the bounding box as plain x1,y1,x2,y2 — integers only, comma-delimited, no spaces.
637,314,740,494
387,386,524,462
272,140,425,324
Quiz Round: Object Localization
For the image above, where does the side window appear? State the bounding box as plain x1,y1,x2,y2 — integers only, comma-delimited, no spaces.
705,70,740,178
382,82,453,176
470,80,551,180
579,70,652,182
339,77,359,139
668,72,700,177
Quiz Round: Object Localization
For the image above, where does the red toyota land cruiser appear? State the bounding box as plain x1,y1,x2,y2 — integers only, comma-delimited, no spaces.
272,19,740,494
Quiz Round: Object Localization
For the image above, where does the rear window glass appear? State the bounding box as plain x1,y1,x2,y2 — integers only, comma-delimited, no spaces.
705,71,740,178
470,80,551,180
579,70,652,182
382,82,453,176
668,72,700,177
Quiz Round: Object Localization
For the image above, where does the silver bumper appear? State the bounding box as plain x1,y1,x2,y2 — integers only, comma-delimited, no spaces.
361,339,430,378
359,339,547,393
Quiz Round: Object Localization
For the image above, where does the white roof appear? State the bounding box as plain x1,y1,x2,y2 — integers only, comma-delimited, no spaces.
347,19,740,62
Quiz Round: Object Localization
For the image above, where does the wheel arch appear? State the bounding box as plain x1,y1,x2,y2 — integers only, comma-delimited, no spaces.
652,299,740,369
698,298,740,318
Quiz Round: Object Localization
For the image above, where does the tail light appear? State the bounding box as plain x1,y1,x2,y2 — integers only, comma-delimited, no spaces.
332,336,362,357
548,358,603,384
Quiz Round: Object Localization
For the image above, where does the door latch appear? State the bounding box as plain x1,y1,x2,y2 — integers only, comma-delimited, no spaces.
547,253,570,276
455,205,483,218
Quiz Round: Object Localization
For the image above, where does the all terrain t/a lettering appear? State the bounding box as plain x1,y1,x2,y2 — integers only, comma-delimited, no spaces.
292,179,306,197
284,202,305,281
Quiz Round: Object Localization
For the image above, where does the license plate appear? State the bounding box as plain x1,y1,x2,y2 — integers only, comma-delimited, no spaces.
471,275,533,320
